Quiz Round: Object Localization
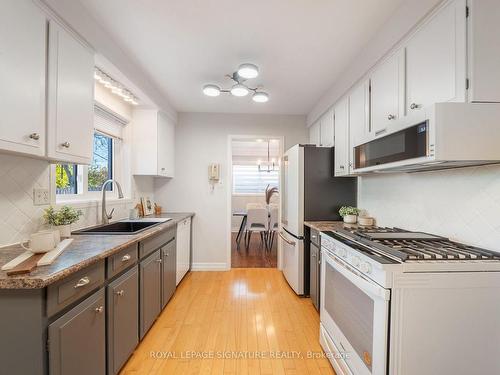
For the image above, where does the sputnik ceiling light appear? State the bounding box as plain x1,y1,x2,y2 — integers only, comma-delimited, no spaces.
94,67,139,105
202,63,269,103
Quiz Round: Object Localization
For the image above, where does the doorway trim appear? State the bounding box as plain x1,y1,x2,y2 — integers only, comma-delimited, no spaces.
226,134,285,270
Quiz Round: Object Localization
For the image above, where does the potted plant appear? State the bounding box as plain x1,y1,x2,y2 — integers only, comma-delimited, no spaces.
43,206,83,238
339,206,360,224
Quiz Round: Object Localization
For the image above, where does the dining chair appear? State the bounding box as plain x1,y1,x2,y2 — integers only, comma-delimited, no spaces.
245,207,269,250
268,204,279,250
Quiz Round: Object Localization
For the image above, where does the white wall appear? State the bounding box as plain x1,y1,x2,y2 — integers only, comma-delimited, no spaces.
0,90,154,247
358,165,500,251
154,112,308,269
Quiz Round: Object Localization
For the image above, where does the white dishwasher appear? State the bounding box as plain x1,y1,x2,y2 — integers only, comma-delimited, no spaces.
176,217,191,285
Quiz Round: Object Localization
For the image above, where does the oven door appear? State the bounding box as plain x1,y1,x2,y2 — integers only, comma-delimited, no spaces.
320,248,390,375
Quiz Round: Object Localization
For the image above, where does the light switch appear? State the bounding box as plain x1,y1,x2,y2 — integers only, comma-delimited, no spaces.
33,188,49,205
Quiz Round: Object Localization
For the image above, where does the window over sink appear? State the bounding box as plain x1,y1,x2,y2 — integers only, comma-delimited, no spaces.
55,105,126,202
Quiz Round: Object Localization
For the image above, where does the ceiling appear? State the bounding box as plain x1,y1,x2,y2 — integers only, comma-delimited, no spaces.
79,0,404,115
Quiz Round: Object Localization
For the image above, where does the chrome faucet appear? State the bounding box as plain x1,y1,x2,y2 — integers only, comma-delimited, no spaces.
101,179,124,224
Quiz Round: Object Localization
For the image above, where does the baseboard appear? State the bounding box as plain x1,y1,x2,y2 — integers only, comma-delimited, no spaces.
191,262,229,271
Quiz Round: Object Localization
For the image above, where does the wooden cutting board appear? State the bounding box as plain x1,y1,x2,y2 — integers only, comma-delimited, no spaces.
6,254,45,276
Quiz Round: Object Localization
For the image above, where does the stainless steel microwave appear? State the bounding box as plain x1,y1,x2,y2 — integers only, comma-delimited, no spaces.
354,121,428,169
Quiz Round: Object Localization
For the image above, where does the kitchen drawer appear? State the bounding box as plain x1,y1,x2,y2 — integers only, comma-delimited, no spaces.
139,227,175,258
107,243,138,279
311,228,321,247
47,261,105,317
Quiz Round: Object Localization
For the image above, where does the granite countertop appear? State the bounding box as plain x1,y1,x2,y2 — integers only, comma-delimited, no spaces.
0,212,194,289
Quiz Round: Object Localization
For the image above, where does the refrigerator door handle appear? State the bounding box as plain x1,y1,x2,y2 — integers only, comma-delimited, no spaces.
279,231,296,246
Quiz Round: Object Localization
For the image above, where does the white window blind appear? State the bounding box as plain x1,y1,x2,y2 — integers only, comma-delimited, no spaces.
233,165,279,194
94,103,128,139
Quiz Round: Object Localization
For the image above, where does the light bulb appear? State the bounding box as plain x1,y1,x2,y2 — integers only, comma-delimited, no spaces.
237,63,259,79
230,84,249,97
203,84,221,97
252,91,269,103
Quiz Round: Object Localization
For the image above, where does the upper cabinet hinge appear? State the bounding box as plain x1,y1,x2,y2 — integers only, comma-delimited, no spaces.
466,6,469,18
466,78,470,90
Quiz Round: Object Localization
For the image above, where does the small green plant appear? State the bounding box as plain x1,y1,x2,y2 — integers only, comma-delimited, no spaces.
43,206,83,226
339,206,359,218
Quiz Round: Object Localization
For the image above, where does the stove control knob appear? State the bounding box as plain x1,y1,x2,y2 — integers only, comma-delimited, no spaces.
353,256,361,267
361,262,372,274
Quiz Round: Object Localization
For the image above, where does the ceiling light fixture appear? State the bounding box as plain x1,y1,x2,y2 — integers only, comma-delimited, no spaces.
94,67,140,106
258,140,279,173
202,63,269,103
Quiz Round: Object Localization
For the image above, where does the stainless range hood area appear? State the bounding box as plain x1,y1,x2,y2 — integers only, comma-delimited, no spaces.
352,103,500,174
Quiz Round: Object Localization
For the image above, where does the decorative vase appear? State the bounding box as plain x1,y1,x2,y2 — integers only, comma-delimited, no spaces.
343,214,357,224
56,224,71,238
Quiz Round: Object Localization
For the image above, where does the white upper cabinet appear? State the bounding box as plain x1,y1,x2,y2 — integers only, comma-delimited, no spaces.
47,21,94,164
467,0,500,102
0,1,46,157
349,79,370,172
309,121,320,146
334,97,349,176
320,109,335,147
370,50,405,136
132,109,175,178
406,0,466,112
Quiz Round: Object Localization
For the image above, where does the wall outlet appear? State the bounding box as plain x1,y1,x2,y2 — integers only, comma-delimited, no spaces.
33,188,50,206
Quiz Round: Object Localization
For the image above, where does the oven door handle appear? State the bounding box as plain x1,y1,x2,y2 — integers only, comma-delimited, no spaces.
322,249,390,301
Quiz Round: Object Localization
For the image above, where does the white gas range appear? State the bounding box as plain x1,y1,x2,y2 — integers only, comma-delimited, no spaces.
319,226,500,375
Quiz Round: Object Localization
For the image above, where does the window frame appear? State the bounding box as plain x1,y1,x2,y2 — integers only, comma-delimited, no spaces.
55,131,121,203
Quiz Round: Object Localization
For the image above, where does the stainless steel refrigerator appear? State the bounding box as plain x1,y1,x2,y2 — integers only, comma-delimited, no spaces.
279,144,356,295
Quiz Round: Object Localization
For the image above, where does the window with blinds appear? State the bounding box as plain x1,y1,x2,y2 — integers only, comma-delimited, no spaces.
232,165,279,194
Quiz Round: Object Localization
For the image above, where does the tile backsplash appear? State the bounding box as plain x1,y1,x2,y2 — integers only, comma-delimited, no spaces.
358,164,500,251
0,154,153,247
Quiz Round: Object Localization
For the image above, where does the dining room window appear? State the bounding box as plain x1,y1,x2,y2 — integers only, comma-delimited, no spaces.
232,164,279,194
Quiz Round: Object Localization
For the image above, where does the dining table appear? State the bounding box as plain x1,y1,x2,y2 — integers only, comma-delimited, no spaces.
233,210,271,249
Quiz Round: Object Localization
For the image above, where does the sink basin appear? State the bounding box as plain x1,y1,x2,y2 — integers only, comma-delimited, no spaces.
72,218,171,235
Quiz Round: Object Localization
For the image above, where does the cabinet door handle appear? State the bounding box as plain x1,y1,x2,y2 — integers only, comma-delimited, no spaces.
375,128,387,136
29,133,40,140
164,251,169,257
339,165,345,169
156,259,162,263
121,254,131,262
312,253,317,258
387,114,396,120
115,290,125,297
95,306,104,313
410,103,420,110
61,141,70,148
74,276,90,288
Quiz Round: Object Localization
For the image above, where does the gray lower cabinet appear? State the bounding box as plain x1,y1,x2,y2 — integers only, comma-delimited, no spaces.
161,239,176,309
140,249,162,339
107,266,139,375
48,289,106,375
310,242,320,311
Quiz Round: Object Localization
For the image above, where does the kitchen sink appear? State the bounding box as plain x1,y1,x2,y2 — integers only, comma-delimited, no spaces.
72,218,171,235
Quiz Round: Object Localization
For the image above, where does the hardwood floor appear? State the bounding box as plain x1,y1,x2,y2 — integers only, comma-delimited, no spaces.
231,232,278,268
120,269,334,375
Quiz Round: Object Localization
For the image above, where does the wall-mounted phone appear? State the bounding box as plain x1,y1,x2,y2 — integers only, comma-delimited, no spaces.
208,163,220,192
208,163,220,182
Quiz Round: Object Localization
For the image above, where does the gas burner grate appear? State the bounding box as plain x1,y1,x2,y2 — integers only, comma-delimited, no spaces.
373,238,500,261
